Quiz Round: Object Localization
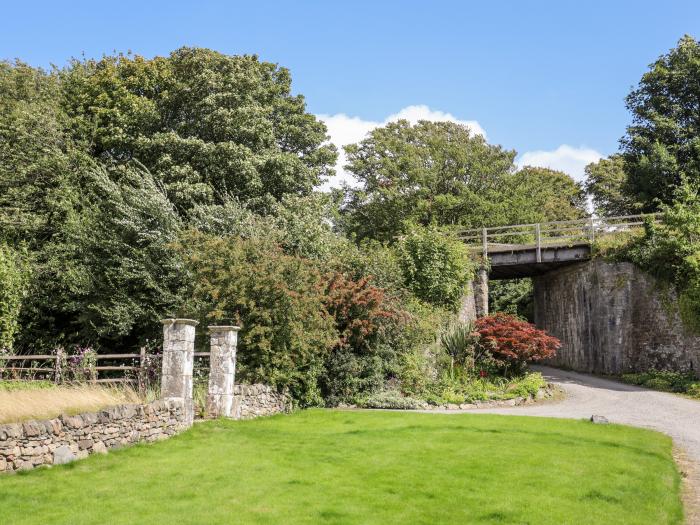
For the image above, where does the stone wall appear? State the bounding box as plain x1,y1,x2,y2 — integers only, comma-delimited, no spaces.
233,384,291,419
534,259,700,375
0,399,187,473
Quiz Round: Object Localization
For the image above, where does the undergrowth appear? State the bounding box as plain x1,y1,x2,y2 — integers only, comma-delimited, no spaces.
621,370,700,399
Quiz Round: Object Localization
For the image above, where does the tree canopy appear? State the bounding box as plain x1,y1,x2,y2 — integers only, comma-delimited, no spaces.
60,48,337,212
584,155,637,217
622,35,700,210
341,120,586,242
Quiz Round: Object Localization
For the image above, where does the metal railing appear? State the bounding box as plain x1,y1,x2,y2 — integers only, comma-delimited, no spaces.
457,213,660,260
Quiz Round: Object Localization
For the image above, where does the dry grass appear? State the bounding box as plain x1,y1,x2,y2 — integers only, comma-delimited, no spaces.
674,447,700,525
0,383,141,424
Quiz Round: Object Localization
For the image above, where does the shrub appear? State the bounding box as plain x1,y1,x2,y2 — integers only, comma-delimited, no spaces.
505,372,547,398
688,383,700,398
423,371,547,404
322,273,396,352
595,182,700,333
440,322,490,377
177,231,337,407
397,226,475,310
475,313,560,374
320,272,403,406
66,346,98,382
621,370,700,397
0,244,30,352
394,299,452,396
358,391,425,410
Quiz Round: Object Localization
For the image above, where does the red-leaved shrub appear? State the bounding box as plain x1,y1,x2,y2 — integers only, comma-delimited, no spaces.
322,273,396,352
475,313,560,373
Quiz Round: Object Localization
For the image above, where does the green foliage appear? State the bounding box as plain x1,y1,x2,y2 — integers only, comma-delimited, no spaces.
507,166,586,223
397,226,475,310
19,163,186,349
340,120,587,242
61,49,337,213
356,391,425,409
584,155,638,217
334,239,406,292
393,299,453,394
0,244,30,351
0,61,81,249
421,371,547,404
488,279,534,321
0,51,339,351
0,380,55,391
439,321,488,378
270,193,348,261
599,181,700,332
341,120,516,242
176,231,337,406
622,35,700,210
621,370,700,398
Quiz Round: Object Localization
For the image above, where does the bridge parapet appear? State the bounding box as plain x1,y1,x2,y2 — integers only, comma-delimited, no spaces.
457,213,660,281
458,214,659,259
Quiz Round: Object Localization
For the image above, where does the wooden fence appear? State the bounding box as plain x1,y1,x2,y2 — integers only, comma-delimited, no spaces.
0,350,211,387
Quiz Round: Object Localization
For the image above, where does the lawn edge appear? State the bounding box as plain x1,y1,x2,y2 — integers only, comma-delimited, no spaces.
674,446,700,525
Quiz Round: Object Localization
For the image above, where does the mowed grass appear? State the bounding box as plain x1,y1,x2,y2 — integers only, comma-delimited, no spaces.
0,410,683,525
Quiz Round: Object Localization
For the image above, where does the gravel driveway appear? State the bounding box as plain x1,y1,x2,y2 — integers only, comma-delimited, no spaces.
426,365,700,519
461,366,700,460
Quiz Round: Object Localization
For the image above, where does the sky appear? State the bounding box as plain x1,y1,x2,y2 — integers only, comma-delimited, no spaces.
2,1,698,188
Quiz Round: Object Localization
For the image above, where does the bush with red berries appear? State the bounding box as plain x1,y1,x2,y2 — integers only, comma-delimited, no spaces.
475,313,560,374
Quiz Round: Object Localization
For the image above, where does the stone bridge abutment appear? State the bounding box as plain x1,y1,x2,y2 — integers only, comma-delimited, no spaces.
460,248,699,376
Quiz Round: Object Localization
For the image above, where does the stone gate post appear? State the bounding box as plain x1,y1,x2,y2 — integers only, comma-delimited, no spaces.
160,318,198,426
206,325,240,418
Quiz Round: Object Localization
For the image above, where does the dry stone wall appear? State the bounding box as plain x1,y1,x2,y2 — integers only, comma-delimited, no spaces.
233,384,291,419
534,259,700,375
0,384,291,474
0,399,187,473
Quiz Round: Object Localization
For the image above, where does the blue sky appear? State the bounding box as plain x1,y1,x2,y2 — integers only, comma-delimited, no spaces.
2,1,698,186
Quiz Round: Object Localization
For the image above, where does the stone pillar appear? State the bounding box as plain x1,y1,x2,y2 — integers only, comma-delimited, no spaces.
206,325,240,418
474,267,489,317
458,281,477,323
160,319,198,426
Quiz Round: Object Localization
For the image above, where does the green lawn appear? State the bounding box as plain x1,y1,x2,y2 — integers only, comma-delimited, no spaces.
0,410,683,524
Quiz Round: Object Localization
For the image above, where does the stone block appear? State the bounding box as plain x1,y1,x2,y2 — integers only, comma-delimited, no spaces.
78,439,93,450
122,405,137,419
44,419,63,435
81,412,98,425
22,420,45,438
61,414,84,429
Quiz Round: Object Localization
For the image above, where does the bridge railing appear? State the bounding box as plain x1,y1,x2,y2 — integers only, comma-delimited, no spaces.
457,213,661,259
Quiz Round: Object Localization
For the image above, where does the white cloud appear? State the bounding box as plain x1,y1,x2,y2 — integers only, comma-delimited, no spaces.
517,145,602,183
317,105,486,190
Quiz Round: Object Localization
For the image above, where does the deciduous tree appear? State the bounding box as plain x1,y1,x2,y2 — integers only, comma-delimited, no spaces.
622,35,700,210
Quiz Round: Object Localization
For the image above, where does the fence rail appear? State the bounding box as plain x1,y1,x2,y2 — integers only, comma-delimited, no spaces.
457,213,660,258
0,351,211,388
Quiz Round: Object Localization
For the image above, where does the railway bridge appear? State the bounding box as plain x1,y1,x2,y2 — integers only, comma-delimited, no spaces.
456,213,700,380
457,214,657,316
